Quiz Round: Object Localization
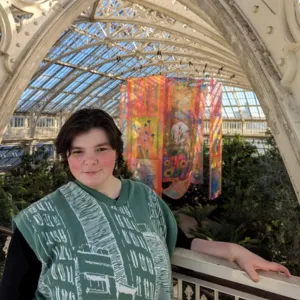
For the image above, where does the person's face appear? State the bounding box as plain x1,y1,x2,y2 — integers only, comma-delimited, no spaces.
67,128,117,190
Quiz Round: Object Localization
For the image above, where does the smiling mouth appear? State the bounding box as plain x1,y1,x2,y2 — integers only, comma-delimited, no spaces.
84,170,102,174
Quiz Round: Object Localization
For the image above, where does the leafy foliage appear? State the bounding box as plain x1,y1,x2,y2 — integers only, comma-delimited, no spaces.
178,134,300,275
0,135,300,278
1,149,68,210
0,185,18,279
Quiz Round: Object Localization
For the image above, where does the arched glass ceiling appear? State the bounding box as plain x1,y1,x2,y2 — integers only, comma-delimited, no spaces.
221,87,264,119
15,0,264,120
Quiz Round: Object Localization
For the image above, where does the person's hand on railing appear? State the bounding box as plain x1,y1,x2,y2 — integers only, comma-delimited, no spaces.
232,244,291,282
190,238,292,282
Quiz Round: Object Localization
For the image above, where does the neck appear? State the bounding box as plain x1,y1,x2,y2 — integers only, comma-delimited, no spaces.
95,176,121,199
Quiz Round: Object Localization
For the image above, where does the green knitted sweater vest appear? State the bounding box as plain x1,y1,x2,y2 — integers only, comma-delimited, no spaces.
13,178,177,300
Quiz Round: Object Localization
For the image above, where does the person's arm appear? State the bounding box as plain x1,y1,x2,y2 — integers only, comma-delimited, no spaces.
190,238,291,282
175,226,234,258
175,226,193,249
0,228,41,300
191,239,234,261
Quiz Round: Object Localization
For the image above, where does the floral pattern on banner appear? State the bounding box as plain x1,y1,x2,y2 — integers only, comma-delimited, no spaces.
209,78,222,200
125,76,165,196
191,83,207,185
120,84,128,155
162,78,203,199
122,76,215,199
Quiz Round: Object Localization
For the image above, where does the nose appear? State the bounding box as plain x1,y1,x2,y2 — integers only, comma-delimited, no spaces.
84,157,99,166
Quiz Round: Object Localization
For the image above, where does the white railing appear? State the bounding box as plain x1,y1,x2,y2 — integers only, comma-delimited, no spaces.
1,229,299,299
172,248,300,300
3,120,269,142
204,121,268,137
34,127,59,139
3,127,59,141
3,127,31,140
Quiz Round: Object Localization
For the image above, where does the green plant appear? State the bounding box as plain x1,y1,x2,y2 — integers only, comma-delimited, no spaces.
2,148,68,210
0,186,17,279
179,134,300,275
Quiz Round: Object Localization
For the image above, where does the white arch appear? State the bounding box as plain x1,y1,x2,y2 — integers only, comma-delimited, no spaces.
0,0,96,139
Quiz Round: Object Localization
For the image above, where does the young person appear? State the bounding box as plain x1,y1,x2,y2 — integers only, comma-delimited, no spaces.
0,109,291,300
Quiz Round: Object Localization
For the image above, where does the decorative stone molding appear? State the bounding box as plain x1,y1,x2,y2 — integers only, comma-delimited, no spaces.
0,0,95,142
278,0,300,86
0,0,63,73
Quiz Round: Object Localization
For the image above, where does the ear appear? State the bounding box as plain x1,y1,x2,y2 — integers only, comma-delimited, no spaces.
114,152,118,169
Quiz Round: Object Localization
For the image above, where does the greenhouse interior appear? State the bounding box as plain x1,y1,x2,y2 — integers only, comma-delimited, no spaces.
0,0,300,299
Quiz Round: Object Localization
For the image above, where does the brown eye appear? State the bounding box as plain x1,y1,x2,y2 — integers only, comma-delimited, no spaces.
72,150,83,155
96,148,108,152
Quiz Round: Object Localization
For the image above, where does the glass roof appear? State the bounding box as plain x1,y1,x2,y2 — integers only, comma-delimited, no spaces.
0,146,24,171
220,87,264,119
14,1,264,120
0,145,54,172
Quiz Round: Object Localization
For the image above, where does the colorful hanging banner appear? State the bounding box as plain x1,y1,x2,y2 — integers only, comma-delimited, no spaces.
122,76,210,199
191,82,207,185
120,84,128,156
209,78,223,200
126,76,166,196
162,78,202,199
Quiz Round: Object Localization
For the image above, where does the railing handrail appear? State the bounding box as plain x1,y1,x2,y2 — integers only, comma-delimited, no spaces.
172,248,300,300
2,227,299,298
0,226,12,236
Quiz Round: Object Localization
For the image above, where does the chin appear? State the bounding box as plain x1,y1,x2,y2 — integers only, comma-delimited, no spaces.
83,181,98,188
81,176,109,188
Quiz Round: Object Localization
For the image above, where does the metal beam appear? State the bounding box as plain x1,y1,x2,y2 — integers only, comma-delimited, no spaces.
36,37,240,75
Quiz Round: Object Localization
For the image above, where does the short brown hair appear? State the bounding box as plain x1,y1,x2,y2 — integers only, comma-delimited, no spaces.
55,108,124,173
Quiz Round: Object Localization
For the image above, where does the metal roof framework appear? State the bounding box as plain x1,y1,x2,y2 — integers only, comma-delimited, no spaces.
13,0,264,120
